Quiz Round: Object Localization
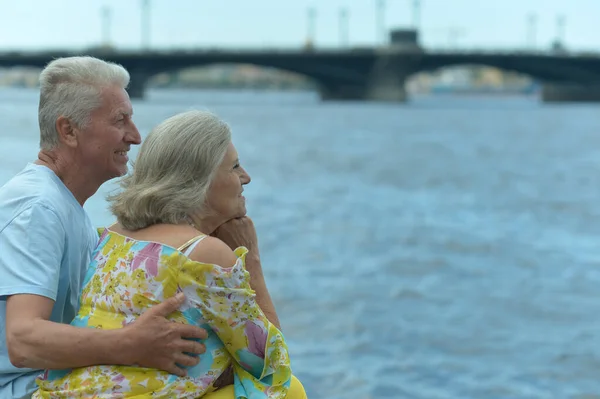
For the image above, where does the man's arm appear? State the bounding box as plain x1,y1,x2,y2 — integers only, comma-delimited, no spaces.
2,204,209,376
6,293,207,376
6,294,124,369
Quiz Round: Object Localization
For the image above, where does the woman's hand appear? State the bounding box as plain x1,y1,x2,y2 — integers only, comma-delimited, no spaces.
212,216,259,256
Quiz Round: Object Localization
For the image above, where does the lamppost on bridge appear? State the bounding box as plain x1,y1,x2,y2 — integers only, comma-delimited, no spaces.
375,0,386,45
339,7,349,48
306,6,317,48
100,5,112,48
555,15,566,49
527,13,538,50
141,0,151,50
412,0,421,31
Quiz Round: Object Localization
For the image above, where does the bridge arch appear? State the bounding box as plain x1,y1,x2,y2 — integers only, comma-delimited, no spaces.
125,57,372,100
147,63,317,92
406,64,538,96
406,55,600,102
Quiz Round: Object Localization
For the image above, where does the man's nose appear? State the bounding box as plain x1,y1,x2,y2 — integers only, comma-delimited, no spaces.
126,121,142,145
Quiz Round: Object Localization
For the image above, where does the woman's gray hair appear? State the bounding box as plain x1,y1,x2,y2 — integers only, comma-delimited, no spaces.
109,110,231,231
38,56,130,150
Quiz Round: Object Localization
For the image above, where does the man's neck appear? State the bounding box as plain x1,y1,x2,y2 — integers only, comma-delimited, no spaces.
36,150,100,207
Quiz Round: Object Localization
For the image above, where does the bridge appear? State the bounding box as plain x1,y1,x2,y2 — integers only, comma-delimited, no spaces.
2,30,600,103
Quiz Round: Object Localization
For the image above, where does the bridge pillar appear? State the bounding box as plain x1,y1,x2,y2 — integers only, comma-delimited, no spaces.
365,54,409,102
127,70,151,99
318,52,419,102
542,83,600,103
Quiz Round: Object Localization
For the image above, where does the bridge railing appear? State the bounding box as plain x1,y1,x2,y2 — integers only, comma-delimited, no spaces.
1,46,600,59
423,47,600,57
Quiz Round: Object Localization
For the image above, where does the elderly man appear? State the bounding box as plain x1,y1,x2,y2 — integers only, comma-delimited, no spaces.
0,56,207,399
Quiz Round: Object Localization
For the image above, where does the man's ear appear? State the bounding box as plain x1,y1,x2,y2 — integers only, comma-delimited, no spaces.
55,116,78,148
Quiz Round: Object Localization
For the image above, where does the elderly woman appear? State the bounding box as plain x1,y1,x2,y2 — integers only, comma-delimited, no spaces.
33,111,306,399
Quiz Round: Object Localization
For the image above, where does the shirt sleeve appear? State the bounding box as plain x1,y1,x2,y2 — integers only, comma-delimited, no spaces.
178,247,292,397
0,203,66,301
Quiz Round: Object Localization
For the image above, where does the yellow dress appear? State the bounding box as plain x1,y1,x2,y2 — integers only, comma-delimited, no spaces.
33,229,306,399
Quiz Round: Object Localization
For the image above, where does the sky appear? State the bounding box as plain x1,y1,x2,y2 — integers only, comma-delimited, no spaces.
0,0,599,52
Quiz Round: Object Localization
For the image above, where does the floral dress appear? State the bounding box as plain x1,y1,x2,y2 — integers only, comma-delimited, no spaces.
33,228,291,399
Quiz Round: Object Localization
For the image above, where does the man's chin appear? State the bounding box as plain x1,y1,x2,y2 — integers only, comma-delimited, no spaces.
104,168,128,183
116,167,129,177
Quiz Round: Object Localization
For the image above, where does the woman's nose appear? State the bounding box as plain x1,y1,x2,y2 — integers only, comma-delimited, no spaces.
241,168,251,185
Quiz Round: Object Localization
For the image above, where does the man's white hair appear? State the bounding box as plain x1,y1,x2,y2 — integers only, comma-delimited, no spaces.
38,56,130,150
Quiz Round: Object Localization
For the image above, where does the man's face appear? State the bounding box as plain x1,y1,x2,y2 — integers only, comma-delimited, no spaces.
76,85,141,183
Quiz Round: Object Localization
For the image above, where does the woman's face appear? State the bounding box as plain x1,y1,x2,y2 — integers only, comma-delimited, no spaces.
206,142,251,222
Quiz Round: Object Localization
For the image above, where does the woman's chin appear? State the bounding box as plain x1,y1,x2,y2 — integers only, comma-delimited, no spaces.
236,205,247,218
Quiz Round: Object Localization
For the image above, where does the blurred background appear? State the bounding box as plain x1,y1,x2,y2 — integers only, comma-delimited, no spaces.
2,1,600,398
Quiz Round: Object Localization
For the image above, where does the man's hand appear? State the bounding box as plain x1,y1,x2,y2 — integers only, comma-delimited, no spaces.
121,293,208,376
5,293,207,376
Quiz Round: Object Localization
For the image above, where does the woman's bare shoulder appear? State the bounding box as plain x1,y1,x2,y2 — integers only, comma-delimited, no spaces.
188,236,239,268
108,223,202,249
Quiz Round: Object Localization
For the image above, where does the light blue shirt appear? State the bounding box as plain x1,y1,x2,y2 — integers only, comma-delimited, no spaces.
0,163,98,399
